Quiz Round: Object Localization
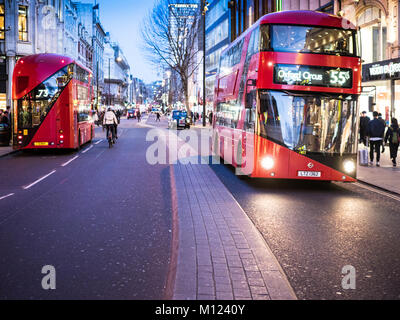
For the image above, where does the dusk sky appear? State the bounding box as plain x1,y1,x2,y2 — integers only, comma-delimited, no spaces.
82,0,159,83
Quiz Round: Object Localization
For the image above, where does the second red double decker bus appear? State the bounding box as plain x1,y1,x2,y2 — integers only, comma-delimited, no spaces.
212,10,362,181
12,53,95,150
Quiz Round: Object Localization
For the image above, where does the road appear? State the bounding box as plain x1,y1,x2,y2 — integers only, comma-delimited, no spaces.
0,116,173,299
210,163,400,300
1,114,400,300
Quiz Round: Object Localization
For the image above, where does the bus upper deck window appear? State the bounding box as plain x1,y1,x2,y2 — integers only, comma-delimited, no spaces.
260,25,270,51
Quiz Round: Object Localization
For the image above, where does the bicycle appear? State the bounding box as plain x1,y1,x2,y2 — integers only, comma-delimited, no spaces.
107,125,115,148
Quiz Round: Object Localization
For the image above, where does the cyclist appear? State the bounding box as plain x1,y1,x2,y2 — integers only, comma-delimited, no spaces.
103,107,118,143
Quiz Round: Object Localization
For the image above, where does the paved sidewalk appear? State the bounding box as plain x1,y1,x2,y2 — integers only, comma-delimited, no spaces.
357,144,400,194
172,160,296,300
0,146,14,157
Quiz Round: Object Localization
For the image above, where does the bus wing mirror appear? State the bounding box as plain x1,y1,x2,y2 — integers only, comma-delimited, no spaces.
245,92,253,109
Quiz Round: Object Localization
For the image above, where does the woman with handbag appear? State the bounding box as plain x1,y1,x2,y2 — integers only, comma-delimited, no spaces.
384,118,400,167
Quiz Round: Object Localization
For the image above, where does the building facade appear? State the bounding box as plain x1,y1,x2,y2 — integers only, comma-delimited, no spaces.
103,37,131,108
204,0,280,110
74,2,94,70
205,0,230,111
92,11,106,110
282,0,334,12
337,0,400,122
0,0,107,115
1,0,40,111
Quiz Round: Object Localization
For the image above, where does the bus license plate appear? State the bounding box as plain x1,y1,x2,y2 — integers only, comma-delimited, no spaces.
34,142,49,146
298,171,321,177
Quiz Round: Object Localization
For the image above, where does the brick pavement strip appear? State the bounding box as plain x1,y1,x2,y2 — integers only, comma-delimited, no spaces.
172,162,297,300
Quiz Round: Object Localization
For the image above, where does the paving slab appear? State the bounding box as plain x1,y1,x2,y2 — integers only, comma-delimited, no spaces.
172,161,297,300
357,144,400,194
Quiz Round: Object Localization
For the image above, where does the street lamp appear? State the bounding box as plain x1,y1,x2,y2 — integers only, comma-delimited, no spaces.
201,1,209,127
108,57,111,106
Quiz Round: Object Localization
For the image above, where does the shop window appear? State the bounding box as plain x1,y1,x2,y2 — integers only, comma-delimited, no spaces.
0,5,4,40
18,6,28,42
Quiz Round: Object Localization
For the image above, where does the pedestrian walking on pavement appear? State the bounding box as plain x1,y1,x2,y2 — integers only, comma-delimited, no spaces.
359,111,370,146
378,113,387,153
367,111,386,167
384,118,400,167
137,110,141,122
156,112,161,122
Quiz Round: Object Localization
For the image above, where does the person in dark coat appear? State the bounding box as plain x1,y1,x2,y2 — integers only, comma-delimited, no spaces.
359,111,370,146
384,118,400,167
367,111,386,167
1,111,9,125
378,113,387,152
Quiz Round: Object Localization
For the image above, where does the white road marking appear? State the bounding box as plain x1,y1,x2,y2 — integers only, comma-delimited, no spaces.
61,156,79,167
23,170,57,190
81,145,93,154
94,140,103,145
354,182,400,202
0,193,14,201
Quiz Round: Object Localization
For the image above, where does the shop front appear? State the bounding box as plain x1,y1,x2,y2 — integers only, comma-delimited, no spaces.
361,57,400,124
0,60,6,112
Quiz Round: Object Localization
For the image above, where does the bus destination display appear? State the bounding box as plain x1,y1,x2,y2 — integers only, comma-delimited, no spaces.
274,64,353,88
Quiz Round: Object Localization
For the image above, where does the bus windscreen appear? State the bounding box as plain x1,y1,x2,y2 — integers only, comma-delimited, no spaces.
266,24,357,57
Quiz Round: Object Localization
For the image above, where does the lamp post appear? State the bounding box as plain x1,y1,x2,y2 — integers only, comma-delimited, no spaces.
108,57,111,106
201,1,209,127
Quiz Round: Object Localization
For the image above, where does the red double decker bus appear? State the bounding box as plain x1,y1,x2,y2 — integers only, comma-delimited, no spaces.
12,54,95,150
213,11,361,182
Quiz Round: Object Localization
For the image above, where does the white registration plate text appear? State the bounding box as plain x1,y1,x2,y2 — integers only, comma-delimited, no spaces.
298,171,321,177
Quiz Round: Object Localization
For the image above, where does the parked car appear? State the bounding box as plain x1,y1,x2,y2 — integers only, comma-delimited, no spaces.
127,109,136,119
169,110,190,130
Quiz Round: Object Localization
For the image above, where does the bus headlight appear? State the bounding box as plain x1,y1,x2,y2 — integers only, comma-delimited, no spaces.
343,160,355,174
261,157,274,170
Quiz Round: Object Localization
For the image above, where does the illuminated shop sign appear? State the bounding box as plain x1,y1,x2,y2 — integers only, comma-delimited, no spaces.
362,58,400,82
274,64,353,88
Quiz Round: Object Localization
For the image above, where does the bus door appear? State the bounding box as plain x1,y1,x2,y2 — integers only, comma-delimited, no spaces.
254,90,290,178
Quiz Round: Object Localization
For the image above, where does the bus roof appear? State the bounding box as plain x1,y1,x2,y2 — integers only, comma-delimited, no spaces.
223,10,356,55
260,10,356,30
13,53,91,100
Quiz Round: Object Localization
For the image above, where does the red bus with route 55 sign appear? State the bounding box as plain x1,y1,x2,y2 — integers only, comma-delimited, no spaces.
212,10,361,181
